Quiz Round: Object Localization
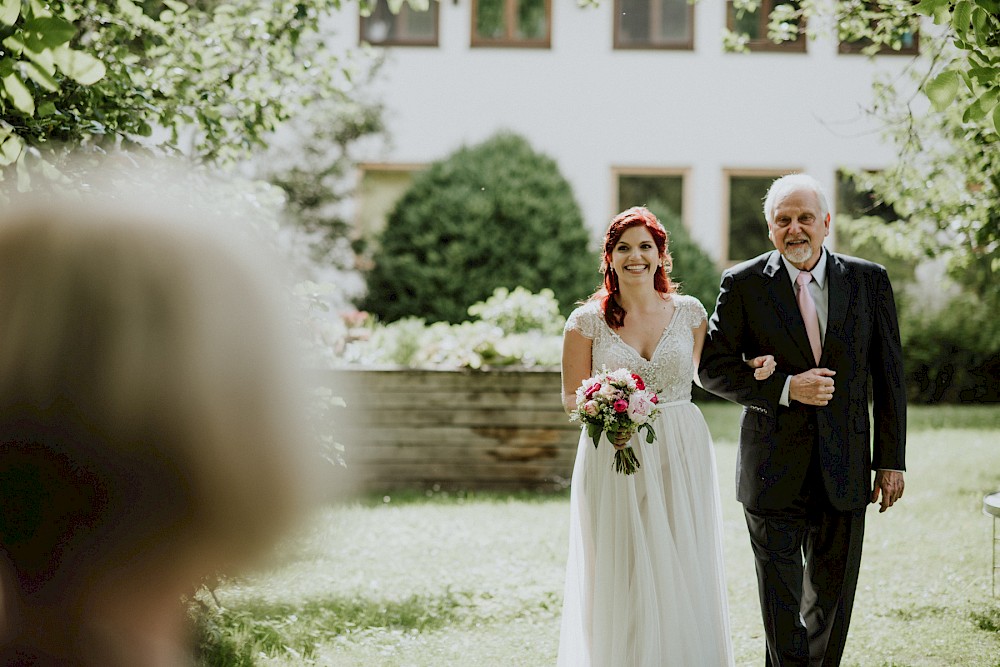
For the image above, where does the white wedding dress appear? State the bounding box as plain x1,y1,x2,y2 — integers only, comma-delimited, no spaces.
557,295,734,667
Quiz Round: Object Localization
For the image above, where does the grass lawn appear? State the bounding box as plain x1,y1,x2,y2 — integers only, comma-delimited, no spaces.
195,404,1000,666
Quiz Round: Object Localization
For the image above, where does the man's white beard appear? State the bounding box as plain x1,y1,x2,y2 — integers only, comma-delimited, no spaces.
784,242,813,265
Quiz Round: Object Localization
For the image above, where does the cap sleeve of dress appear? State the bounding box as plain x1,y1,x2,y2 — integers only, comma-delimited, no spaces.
563,302,600,340
682,294,708,328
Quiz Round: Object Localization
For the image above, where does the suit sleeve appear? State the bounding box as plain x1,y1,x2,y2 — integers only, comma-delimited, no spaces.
699,271,786,414
870,267,906,471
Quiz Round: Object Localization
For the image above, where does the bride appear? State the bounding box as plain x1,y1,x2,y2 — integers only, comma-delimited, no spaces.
557,206,773,666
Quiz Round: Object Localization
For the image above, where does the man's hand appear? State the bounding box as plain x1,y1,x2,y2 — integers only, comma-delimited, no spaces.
871,470,905,513
788,368,836,406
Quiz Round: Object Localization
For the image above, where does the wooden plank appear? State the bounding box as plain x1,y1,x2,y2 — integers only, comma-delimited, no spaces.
341,408,573,428
324,369,563,393
346,445,578,465
336,425,581,448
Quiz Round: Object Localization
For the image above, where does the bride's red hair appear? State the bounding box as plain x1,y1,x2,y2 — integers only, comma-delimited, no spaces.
590,206,675,329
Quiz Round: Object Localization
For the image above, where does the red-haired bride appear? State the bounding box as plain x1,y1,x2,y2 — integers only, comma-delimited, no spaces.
557,206,773,666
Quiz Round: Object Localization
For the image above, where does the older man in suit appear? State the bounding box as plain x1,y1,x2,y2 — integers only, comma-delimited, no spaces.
699,173,906,666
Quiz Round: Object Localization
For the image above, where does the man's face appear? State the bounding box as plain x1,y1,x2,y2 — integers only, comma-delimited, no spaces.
767,187,830,270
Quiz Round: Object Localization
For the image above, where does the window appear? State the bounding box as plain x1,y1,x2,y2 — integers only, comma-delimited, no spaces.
355,165,423,259
615,171,685,223
725,171,789,263
472,0,551,48
726,0,806,53
360,0,439,46
835,170,899,223
838,3,919,55
834,169,900,254
614,0,694,50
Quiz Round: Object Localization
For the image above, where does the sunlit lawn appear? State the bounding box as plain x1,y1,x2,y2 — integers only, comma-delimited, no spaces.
197,405,1000,666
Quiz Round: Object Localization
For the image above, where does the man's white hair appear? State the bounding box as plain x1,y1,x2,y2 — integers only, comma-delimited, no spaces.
762,173,830,224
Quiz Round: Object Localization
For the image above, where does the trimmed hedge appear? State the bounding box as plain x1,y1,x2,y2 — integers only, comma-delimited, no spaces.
359,132,597,323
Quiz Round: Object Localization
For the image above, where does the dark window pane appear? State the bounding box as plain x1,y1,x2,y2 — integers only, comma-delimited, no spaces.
658,0,690,43
618,175,683,221
728,176,774,261
517,0,548,39
619,0,652,45
617,0,690,47
476,0,507,39
733,6,762,39
362,1,437,44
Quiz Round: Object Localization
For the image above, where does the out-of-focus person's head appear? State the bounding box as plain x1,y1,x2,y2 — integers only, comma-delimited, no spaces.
0,163,314,663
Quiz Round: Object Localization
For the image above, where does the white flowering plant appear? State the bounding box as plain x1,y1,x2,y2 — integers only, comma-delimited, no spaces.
569,368,660,475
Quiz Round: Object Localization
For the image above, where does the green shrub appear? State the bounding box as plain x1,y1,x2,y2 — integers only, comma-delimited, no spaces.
837,215,999,404
358,132,597,323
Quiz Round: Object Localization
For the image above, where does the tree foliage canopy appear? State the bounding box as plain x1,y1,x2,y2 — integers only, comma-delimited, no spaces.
0,0,353,183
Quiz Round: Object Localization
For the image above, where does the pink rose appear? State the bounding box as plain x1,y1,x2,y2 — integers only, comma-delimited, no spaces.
650,394,659,404
631,374,645,390
583,400,599,417
584,382,601,399
613,399,628,413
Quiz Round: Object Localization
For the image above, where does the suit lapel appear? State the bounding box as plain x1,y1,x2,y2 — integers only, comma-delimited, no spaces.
763,251,816,366
823,251,850,364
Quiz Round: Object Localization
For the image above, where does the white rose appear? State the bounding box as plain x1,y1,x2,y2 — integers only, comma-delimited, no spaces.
627,392,653,425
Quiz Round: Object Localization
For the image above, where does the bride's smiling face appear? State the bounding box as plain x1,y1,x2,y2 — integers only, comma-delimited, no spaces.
611,226,660,284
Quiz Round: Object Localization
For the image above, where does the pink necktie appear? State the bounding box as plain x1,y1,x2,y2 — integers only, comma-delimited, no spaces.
796,271,822,365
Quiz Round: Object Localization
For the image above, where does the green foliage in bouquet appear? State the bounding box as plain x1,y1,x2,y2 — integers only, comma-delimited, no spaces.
359,132,597,324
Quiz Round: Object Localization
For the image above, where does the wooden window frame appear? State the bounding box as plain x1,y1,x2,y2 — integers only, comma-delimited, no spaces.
612,0,695,51
471,0,552,49
359,1,440,47
726,0,807,53
722,168,801,266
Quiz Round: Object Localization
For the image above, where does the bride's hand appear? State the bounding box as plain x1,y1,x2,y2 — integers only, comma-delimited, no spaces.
748,354,776,380
610,429,633,449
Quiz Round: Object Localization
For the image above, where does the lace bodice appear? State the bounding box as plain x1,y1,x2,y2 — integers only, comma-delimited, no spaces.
564,294,707,403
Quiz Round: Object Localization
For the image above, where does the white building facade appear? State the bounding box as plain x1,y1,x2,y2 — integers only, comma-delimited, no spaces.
331,0,919,265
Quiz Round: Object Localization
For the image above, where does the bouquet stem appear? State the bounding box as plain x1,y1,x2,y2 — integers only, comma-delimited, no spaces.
613,446,641,475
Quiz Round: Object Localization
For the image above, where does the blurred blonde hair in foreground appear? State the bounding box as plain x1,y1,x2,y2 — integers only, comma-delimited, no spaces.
0,159,317,664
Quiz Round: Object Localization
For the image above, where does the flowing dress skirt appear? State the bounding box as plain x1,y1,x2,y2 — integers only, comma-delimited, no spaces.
556,400,735,666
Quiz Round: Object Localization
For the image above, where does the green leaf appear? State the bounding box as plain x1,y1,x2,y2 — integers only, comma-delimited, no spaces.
993,104,1000,135
0,133,23,166
1,72,34,114
52,46,106,85
22,61,59,92
0,0,19,26
925,70,960,112
913,0,951,23
952,0,973,35
587,423,601,448
968,66,999,85
23,16,76,48
37,100,55,116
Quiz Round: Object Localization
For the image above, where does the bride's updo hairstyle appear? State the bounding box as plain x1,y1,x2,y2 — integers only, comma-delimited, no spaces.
592,206,675,329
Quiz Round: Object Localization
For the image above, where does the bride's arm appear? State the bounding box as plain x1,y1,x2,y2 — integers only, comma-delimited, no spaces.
561,328,592,415
692,319,708,387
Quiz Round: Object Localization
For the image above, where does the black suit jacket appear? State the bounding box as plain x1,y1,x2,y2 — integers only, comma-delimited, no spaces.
699,249,906,512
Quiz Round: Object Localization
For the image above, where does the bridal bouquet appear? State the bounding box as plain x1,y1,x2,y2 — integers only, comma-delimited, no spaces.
570,368,660,475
